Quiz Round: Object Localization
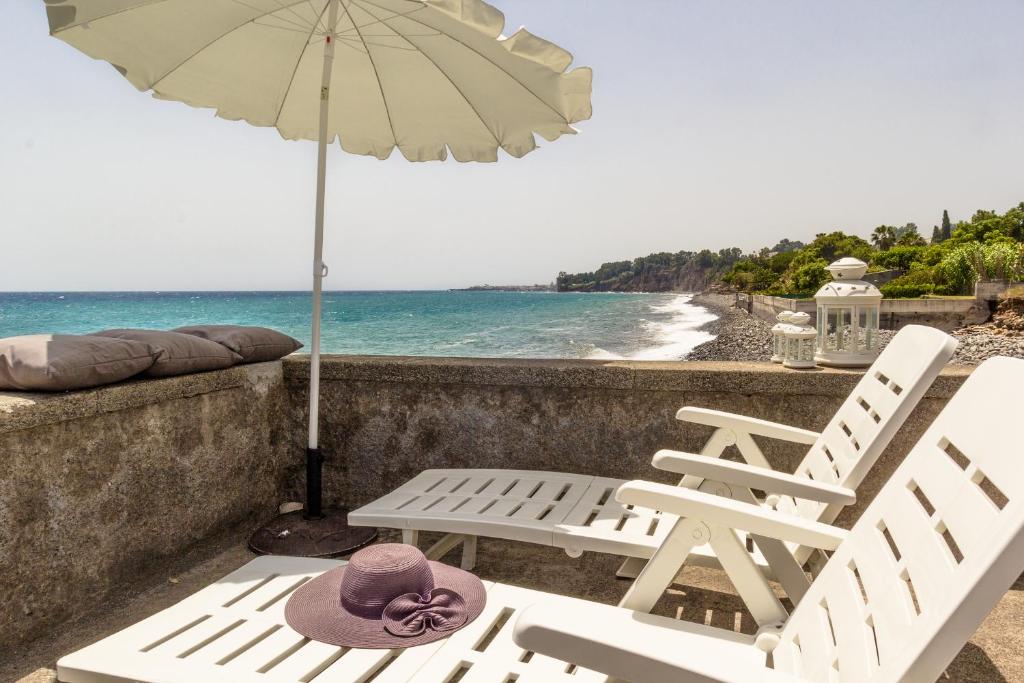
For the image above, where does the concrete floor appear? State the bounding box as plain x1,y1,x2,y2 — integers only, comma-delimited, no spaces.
6,529,1021,682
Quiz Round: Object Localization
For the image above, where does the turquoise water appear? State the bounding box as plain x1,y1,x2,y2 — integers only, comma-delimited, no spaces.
0,291,716,360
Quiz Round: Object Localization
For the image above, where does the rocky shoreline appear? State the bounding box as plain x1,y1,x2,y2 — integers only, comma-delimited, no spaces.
685,292,1024,365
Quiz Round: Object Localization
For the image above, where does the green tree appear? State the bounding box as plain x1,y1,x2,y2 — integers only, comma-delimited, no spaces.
787,259,831,294
897,225,926,247
871,225,898,251
941,210,952,241
931,226,942,243
770,239,805,253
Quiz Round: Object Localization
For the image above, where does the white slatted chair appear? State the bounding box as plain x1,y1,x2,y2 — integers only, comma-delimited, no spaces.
515,355,1024,682
57,357,1023,683
350,325,957,624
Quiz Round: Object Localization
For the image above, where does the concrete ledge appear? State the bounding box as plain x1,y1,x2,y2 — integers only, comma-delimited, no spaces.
283,355,971,398
0,362,283,435
283,355,638,389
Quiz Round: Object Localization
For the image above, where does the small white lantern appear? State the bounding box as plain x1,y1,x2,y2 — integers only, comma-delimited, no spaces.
770,310,795,363
814,257,883,367
783,312,817,369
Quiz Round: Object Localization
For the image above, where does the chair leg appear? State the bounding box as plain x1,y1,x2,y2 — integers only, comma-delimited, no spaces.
617,517,705,613
726,486,811,605
708,525,788,627
616,556,647,579
423,533,468,561
461,535,478,571
402,529,420,547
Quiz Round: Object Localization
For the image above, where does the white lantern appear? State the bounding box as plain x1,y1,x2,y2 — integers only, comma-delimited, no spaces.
783,312,817,369
770,310,795,363
814,257,882,367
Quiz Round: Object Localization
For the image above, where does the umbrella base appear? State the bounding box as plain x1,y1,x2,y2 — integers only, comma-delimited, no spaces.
248,508,378,558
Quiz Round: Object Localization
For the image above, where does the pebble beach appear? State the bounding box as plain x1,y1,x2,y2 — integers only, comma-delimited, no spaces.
686,293,1024,366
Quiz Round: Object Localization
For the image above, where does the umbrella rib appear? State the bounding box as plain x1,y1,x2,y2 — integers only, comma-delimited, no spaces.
354,0,569,125
355,2,502,149
147,0,318,92
50,0,173,35
273,1,332,129
229,0,314,32
268,0,321,31
338,1,399,148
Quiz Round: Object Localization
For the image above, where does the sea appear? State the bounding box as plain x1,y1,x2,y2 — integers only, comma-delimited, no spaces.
0,291,717,360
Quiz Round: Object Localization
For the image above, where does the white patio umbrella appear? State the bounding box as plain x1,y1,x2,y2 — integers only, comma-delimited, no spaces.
45,0,591,556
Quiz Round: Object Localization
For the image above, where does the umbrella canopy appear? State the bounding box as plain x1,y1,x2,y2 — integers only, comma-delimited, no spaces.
45,0,592,161
45,0,591,556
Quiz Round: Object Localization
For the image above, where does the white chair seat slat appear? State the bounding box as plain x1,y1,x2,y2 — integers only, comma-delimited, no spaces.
508,500,553,521
619,505,658,536
143,612,250,659
221,625,309,675
883,488,957,613
228,573,316,617
263,639,347,681
477,474,522,498
825,567,874,681
478,497,523,517
313,644,443,683
852,519,916,663
503,477,549,499
185,618,292,666
389,582,605,683
787,600,836,680
911,444,969,510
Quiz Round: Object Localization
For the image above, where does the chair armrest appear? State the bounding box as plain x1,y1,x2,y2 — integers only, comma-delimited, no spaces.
652,450,856,506
676,407,820,445
513,602,804,683
617,480,848,551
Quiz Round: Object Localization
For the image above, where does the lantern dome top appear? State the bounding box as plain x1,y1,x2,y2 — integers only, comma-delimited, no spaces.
814,257,882,301
788,312,811,325
827,257,869,280
814,279,882,300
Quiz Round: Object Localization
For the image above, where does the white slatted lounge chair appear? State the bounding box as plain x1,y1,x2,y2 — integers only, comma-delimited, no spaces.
515,355,1024,682
57,357,1023,683
350,325,956,623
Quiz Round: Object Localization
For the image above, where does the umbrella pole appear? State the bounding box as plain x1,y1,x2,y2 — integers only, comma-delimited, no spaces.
305,3,338,521
248,0,377,557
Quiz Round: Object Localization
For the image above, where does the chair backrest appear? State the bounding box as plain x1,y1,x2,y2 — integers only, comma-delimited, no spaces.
772,357,1024,682
775,326,957,540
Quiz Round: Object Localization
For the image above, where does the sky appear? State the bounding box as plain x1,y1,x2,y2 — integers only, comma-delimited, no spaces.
2,1,1023,291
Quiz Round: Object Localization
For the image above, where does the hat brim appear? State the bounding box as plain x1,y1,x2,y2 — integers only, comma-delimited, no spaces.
284,560,487,649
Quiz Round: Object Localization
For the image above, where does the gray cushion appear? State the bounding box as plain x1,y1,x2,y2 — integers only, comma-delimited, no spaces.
172,325,302,363
0,334,157,391
92,329,243,377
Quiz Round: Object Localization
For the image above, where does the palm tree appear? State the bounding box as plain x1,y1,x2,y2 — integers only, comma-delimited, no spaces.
871,225,898,251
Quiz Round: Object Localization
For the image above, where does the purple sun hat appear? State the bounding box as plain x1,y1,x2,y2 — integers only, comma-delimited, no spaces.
285,544,486,648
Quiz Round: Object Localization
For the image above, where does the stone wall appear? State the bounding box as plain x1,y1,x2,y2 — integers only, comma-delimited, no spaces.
0,362,291,652
281,356,971,529
0,355,974,654
747,293,989,331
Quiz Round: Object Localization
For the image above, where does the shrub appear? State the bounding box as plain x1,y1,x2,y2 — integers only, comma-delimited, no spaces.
880,283,935,298
939,242,1024,294
940,245,982,294
872,246,927,271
